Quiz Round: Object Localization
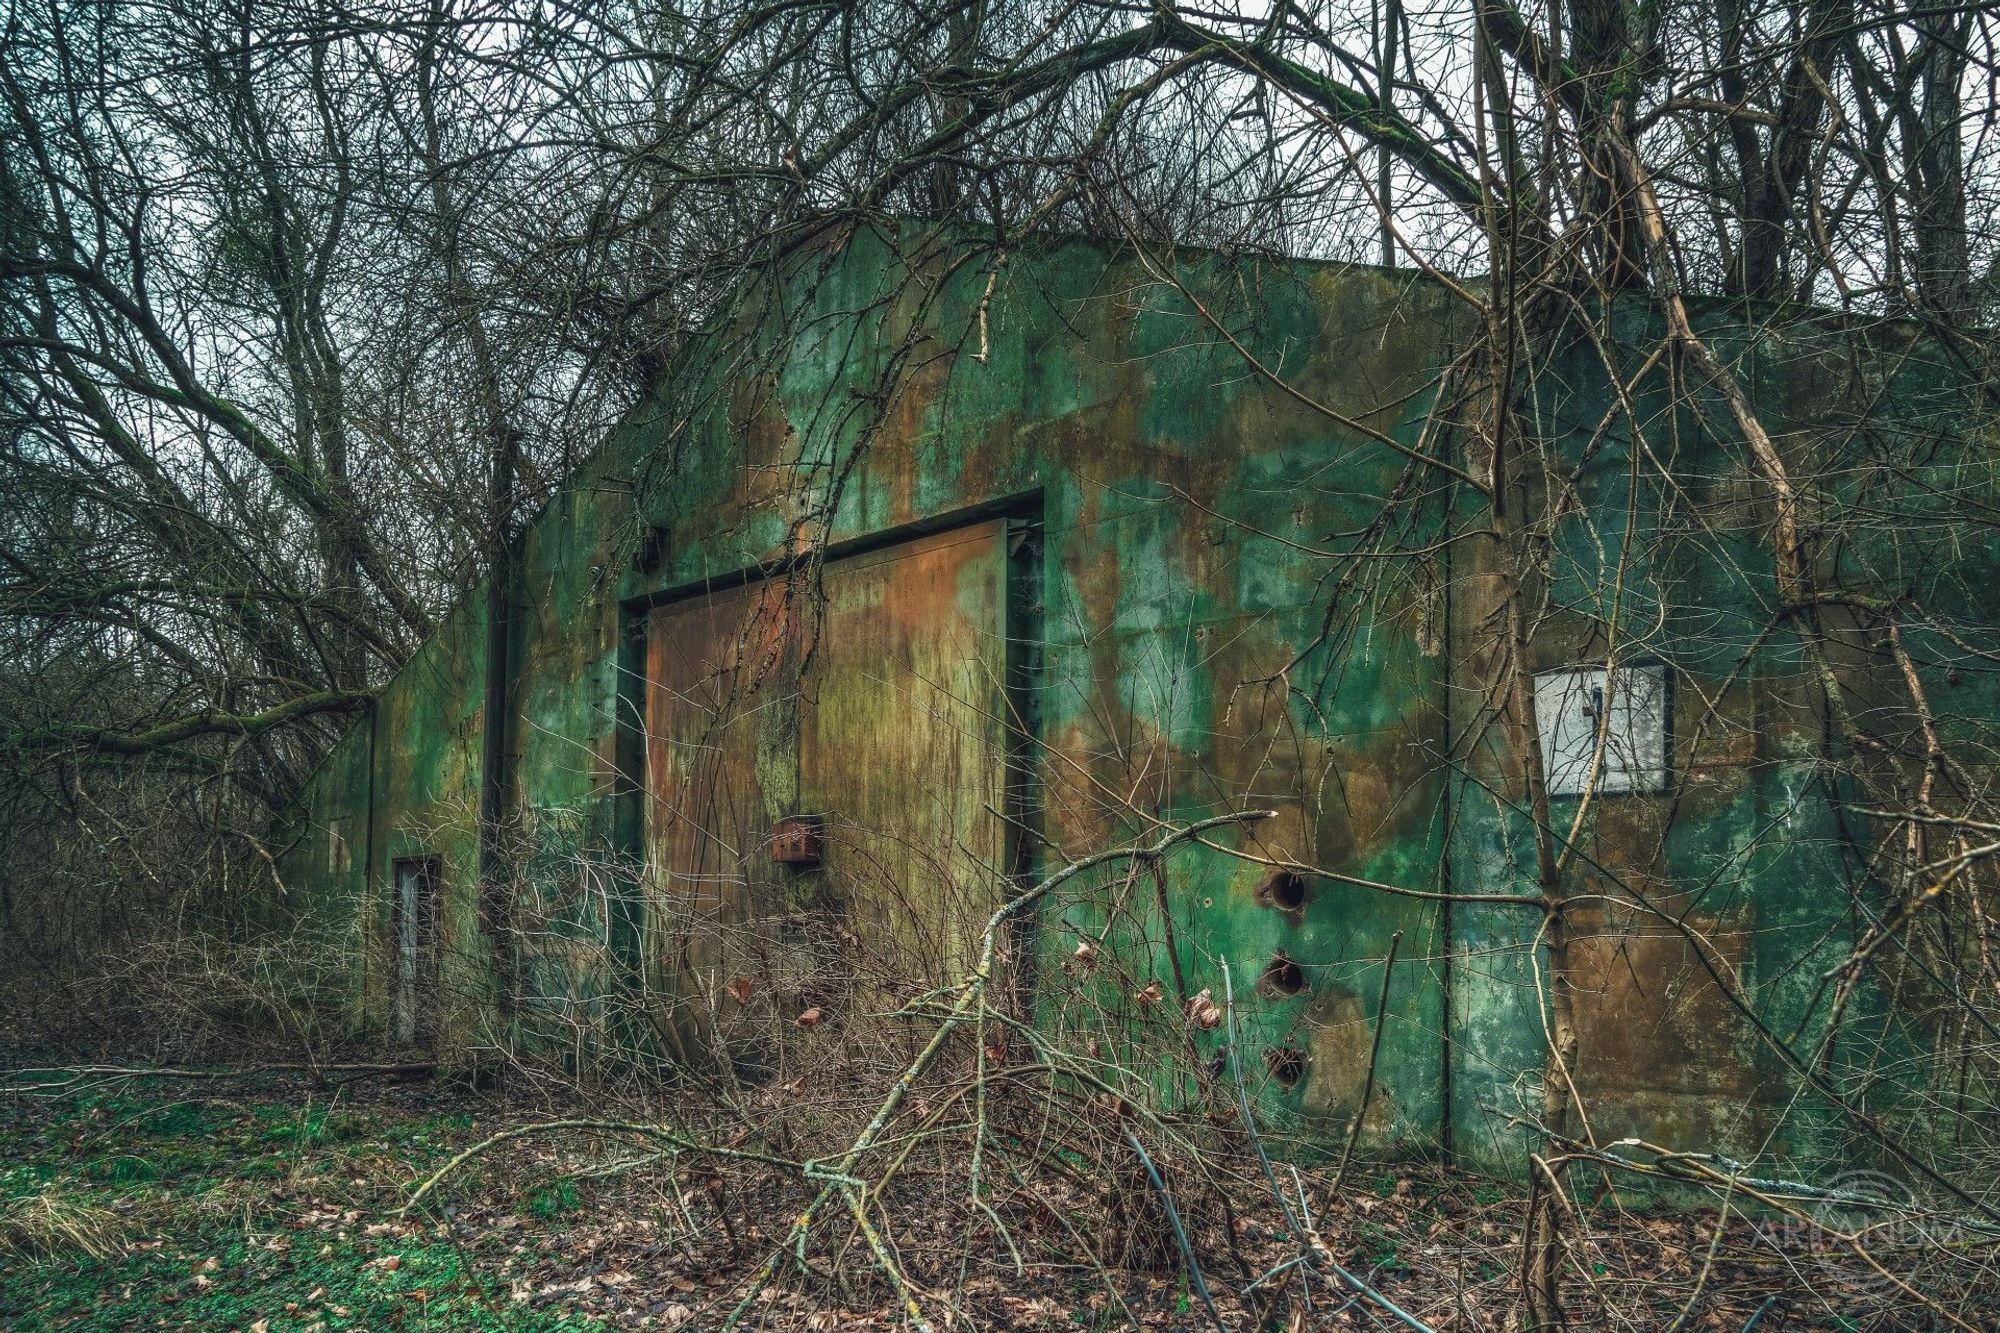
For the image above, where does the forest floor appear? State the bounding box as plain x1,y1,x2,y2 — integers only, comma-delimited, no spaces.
0,1061,1945,1331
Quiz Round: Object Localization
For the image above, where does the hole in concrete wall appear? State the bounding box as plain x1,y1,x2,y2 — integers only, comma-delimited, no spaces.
1257,870,1308,913
1261,952,1306,996
1265,1047,1307,1088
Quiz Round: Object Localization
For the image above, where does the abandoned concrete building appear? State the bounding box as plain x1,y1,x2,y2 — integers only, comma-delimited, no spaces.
273,220,1996,1168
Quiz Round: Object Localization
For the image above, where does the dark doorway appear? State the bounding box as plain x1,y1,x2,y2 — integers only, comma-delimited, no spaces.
391,856,440,1044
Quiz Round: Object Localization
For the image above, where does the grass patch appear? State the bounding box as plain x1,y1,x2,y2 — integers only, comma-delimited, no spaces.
526,1179,582,1221
0,1186,125,1261
0,1076,606,1331
80,1155,158,1184
3,1230,596,1332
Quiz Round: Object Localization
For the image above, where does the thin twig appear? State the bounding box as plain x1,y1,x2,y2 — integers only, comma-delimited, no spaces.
1331,929,1402,1196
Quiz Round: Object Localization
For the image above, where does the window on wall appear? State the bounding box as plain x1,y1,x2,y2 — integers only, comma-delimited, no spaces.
1533,663,1670,797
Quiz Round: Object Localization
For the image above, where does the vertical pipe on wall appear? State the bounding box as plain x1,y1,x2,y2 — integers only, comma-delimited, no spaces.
363,691,380,1027
478,513,516,1039
1001,510,1046,1016
608,607,649,1028
1436,475,1455,1158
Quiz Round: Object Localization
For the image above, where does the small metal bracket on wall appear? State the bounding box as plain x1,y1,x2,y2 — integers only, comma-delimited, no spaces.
771,814,825,867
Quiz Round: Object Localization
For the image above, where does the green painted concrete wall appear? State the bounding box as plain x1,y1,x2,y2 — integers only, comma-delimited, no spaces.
272,221,1996,1167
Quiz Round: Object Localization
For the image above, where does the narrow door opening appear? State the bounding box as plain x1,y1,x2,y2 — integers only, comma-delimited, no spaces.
391,856,440,1044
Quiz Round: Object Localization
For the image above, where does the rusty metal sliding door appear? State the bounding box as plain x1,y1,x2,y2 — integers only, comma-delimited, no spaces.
641,519,1018,1058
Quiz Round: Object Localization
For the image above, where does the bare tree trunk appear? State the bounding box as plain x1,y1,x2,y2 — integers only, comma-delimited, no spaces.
1912,15,1972,319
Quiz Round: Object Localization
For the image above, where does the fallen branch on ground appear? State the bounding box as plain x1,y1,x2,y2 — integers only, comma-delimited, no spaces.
2,1062,437,1095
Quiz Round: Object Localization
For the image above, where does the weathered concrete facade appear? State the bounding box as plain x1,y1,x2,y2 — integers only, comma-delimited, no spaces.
274,222,1996,1166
